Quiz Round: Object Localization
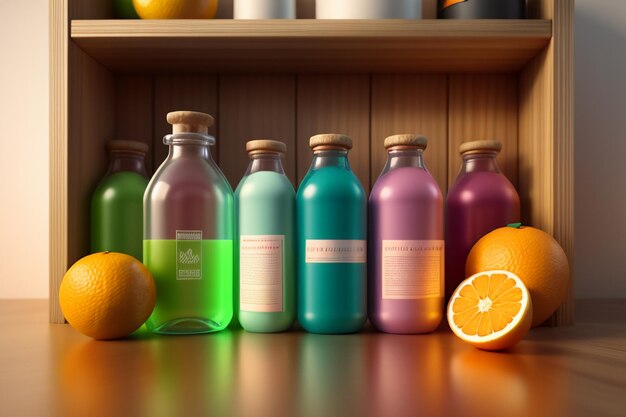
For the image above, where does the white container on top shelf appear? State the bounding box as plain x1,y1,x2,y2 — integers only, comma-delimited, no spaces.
316,0,422,19
234,0,296,19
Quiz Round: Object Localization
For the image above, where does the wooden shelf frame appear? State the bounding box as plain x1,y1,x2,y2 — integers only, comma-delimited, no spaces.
50,0,573,327
71,19,552,73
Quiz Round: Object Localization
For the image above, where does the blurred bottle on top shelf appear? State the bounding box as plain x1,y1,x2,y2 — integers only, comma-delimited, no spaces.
234,0,295,19
437,0,526,19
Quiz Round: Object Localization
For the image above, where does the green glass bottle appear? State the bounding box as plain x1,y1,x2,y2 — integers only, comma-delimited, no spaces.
144,111,234,335
90,140,149,261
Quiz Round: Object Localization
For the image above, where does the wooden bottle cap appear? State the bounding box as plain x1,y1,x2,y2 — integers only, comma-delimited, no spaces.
384,134,428,149
107,140,149,155
459,140,502,155
166,111,214,134
309,134,352,150
246,139,287,154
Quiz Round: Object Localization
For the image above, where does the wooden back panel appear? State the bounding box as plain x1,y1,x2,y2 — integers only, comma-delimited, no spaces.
113,73,519,196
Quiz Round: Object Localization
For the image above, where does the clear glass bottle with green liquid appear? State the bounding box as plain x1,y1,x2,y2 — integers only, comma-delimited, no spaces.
143,111,234,335
297,134,367,334
235,140,296,333
91,140,149,261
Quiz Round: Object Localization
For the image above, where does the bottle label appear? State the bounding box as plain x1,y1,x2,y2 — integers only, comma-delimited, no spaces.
305,240,367,264
176,230,203,280
382,240,444,299
240,235,284,313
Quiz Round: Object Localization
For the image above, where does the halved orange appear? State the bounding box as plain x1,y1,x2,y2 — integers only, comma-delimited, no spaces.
447,270,532,351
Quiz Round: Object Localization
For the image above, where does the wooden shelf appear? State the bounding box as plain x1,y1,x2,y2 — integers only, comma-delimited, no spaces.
70,19,552,73
2,300,625,417
52,0,573,326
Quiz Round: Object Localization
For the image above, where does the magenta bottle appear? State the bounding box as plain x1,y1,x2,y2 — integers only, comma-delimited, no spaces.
445,140,521,299
369,135,444,334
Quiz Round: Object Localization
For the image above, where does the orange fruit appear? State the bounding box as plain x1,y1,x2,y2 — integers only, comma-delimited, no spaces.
447,270,532,351
133,0,219,19
465,224,570,327
59,252,156,340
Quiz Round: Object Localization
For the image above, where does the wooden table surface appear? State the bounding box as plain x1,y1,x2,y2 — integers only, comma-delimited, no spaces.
1,300,625,417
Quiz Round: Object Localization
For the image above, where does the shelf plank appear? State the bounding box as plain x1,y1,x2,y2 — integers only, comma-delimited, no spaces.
71,19,552,73
3,300,626,417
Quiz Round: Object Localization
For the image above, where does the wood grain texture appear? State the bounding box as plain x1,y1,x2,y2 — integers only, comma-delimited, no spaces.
371,75,448,191
218,75,297,187
69,0,112,19
297,0,316,18
152,75,218,167
551,0,574,328
49,0,69,323
296,75,371,189
67,43,116,296
216,0,234,18
520,0,574,325
70,20,551,73
422,0,437,19
448,74,519,189
115,75,154,174
4,300,626,417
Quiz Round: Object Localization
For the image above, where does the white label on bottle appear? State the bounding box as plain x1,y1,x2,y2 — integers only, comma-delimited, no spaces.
382,240,444,300
240,235,284,313
305,240,367,264
176,230,202,280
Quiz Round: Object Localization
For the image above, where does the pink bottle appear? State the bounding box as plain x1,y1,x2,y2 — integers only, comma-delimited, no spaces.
445,140,521,299
369,135,444,334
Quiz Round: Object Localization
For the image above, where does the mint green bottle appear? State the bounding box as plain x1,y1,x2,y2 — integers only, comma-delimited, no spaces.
91,140,149,260
144,111,234,335
235,140,296,332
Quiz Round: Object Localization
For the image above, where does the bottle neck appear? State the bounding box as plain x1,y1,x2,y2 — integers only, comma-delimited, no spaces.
310,149,351,171
169,143,213,161
245,153,285,175
107,151,148,178
460,151,501,174
381,148,426,175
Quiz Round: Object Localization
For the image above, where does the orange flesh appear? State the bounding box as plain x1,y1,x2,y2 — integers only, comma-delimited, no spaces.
452,273,523,337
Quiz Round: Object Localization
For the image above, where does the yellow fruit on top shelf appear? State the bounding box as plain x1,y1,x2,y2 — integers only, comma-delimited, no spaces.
465,224,570,327
59,252,156,340
133,0,219,19
447,270,532,351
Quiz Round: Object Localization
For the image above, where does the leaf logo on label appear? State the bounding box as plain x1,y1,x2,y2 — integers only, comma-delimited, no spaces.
179,248,200,264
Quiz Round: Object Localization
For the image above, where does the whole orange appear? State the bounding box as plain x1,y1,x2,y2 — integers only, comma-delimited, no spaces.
59,252,156,340
465,225,570,327
133,0,219,19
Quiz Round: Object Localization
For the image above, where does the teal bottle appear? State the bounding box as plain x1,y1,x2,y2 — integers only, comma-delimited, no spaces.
297,134,367,334
91,140,149,260
235,140,296,333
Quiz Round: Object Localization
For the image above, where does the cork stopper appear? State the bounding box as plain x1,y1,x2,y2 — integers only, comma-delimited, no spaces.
384,134,428,150
107,140,149,155
309,134,352,150
246,139,287,155
459,140,502,155
166,111,214,134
